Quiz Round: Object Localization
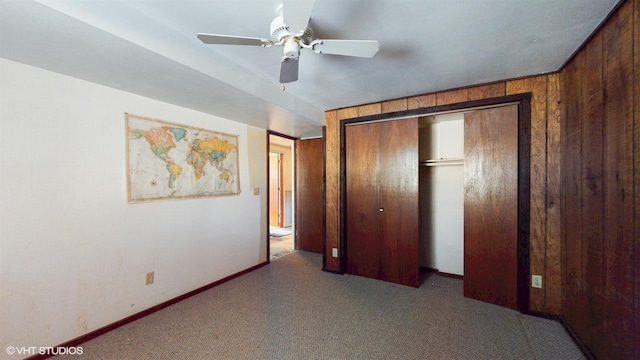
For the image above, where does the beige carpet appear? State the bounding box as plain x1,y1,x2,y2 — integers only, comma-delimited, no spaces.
56,251,584,359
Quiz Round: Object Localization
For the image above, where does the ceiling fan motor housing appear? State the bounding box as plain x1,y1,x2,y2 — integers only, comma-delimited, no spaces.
270,15,290,43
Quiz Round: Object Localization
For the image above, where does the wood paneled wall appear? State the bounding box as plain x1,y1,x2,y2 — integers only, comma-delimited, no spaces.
325,1,637,356
561,0,638,358
325,74,562,313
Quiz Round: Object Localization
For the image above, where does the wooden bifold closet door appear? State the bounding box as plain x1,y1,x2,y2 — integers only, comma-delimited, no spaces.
295,137,324,253
463,104,519,309
345,118,419,288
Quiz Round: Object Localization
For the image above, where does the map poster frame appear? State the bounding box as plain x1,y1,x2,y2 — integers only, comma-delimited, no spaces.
125,113,240,203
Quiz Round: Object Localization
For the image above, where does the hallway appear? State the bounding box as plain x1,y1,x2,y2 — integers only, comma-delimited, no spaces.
270,228,293,260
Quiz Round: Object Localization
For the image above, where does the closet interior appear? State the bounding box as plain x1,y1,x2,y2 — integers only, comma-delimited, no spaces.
418,112,464,277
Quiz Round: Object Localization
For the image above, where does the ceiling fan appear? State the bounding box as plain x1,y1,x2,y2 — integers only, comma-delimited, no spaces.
197,0,379,84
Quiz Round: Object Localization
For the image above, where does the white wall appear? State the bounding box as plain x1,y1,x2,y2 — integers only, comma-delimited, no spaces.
0,58,267,354
419,114,464,275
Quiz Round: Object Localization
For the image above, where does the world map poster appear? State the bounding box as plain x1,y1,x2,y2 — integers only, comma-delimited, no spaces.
125,113,240,202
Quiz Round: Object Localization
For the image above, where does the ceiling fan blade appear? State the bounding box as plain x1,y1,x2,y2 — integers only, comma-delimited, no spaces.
283,0,316,35
279,57,299,83
197,33,270,46
312,39,379,58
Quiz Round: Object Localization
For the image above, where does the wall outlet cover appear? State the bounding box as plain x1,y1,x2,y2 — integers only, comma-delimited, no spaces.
532,275,542,288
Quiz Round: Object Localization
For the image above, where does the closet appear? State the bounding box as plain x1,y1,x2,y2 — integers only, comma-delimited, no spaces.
344,104,519,308
420,105,519,309
418,113,464,277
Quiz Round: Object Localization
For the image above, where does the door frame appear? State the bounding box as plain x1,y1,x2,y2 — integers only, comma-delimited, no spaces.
338,93,531,312
267,131,297,261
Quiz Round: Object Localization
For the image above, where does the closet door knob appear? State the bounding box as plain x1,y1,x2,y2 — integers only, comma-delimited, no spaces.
379,208,384,212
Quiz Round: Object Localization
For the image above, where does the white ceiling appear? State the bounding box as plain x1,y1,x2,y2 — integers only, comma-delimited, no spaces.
0,0,619,138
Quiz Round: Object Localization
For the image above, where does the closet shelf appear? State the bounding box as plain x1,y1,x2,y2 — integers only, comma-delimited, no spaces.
420,158,464,166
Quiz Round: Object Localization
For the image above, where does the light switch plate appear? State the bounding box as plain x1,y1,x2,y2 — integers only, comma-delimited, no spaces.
332,248,338,258
145,271,154,285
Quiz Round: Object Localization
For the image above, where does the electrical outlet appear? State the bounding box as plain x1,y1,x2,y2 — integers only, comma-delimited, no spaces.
532,275,542,288
332,248,338,258
252,187,260,195
145,271,154,285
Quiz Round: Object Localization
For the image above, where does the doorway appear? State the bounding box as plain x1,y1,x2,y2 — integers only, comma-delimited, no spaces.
268,133,295,260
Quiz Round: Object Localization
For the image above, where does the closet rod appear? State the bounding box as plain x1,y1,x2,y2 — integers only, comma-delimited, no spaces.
419,158,464,167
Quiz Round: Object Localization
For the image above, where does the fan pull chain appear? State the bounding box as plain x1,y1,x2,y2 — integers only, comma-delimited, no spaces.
281,83,286,91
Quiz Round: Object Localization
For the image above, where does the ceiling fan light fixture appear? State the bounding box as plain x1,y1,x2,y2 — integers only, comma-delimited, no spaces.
283,38,300,59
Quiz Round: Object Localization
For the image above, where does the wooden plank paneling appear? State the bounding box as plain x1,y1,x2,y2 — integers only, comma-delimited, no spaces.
335,107,359,270
468,82,506,100
531,75,549,310
545,73,562,315
324,110,339,271
507,76,548,311
436,88,469,106
506,77,534,96
602,3,634,358
407,94,436,109
357,103,381,117
563,51,584,333
559,68,568,320
634,1,640,358
381,99,408,113
556,2,639,357
580,31,605,356
531,76,549,311
338,107,359,121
